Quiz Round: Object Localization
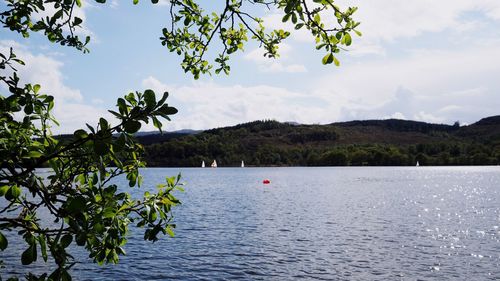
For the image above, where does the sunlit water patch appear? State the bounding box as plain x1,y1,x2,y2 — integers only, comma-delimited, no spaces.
1,166,499,280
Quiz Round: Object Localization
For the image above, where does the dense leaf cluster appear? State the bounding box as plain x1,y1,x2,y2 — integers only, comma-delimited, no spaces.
0,1,182,280
2,0,360,78
1,50,182,278
1,0,91,52
160,0,360,78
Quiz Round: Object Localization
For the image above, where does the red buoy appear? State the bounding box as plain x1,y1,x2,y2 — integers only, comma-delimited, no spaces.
263,179,271,184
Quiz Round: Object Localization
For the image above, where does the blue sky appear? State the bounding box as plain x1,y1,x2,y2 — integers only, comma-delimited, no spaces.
1,0,500,133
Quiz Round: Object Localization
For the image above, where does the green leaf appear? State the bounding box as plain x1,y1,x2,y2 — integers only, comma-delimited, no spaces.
133,0,139,4
61,234,73,248
33,84,41,94
92,173,99,185
144,89,157,108
93,140,108,156
333,56,340,66
152,116,162,132
125,92,137,105
39,235,48,262
166,226,175,237
86,124,96,134
102,207,116,218
322,53,333,65
127,171,137,187
76,0,82,7
73,17,83,26
21,244,36,265
157,92,169,106
108,110,122,119
73,129,88,139
76,233,86,246
67,196,86,213
61,269,72,281
0,185,10,197
27,151,43,158
24,103,33,114
99,118,109,130
158,105,178,116
344,33,352,46
117,98,128,115
0,231,8,251
6,185,21,200
123,120,141,134
313,13,321,24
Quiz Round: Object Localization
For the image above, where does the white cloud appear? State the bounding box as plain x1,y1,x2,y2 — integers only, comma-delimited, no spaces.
4,1,499,134
312,42,500,123
336,0,500,56
339,0,500,39
438,105,462,114
142,76,320,130
413,111,445,124
0,40,108,134
141,36,500,130
91,98,104,104
0,40,82,102
258,1,500,57
384,112,406,120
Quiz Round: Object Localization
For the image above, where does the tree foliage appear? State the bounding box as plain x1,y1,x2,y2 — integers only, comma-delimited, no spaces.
1,0,360,78
1,52,182,279
159,0,360,78
142,119,500,167
1,0,359,279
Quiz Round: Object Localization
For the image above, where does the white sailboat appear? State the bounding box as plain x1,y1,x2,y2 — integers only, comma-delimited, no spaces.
211,160,217,168
416,161,420,167
201,161,205,168
241,160,245,168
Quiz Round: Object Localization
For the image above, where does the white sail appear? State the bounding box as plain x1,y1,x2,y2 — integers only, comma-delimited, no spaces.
416,161,420,167
201,161,205,168
211,160,217,168
241,161,244,168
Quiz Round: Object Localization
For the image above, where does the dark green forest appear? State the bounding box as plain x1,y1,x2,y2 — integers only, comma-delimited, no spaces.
139,116,500,167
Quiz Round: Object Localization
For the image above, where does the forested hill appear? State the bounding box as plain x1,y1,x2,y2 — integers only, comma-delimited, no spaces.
140,116,500,167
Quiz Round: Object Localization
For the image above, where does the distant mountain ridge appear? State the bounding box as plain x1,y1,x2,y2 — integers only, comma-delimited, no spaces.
331,118,458,132
135,129,201,145
142,115,500,167
135,129,201,136
473,115,500,126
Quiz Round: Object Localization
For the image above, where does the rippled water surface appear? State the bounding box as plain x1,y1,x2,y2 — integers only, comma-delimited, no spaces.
2,167,500,280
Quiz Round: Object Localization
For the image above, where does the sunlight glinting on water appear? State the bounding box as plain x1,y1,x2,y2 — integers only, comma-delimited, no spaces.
1,166,499,280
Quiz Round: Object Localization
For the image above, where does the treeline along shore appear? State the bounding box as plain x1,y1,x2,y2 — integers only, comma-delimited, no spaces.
138,115,500,167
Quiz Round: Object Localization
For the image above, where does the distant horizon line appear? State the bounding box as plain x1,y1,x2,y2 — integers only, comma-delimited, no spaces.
134,114,498,134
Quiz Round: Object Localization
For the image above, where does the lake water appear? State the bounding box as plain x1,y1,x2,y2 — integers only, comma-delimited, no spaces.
1,167,500,280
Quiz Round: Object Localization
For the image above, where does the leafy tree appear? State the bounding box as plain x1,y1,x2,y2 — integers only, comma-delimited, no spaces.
0,0,360,279
320,150,347,166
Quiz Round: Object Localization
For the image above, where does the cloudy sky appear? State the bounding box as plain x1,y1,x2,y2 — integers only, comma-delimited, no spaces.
1,0,500,133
